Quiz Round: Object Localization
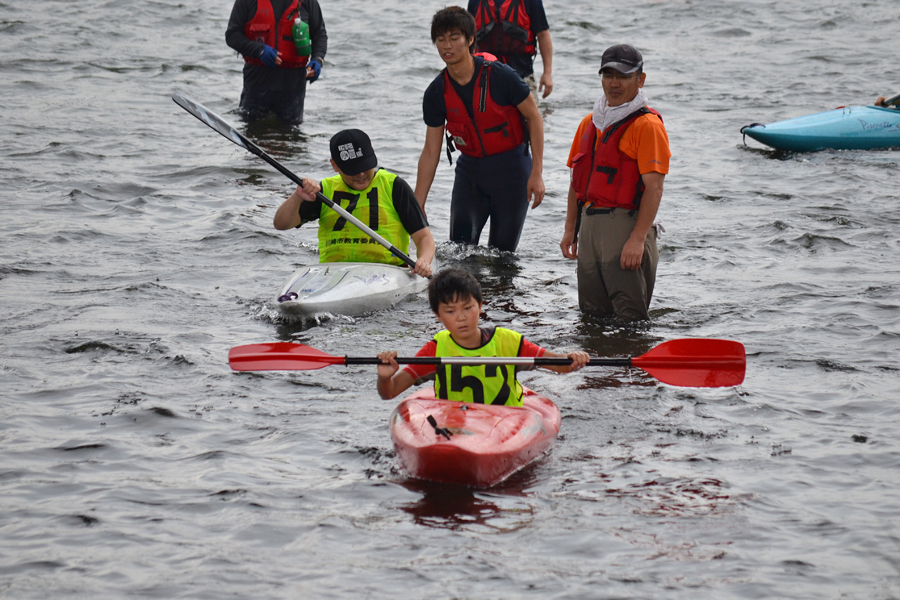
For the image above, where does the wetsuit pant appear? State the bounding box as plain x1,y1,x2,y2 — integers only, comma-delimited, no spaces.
450,143,531,252
239,70,308,124
577,206,658,321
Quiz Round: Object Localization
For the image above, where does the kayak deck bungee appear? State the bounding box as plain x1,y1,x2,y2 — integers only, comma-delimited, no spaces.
741,105,900,152
390,387,561,488
275,262,427,317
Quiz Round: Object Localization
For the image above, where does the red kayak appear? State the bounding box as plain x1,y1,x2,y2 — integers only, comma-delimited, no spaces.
389,387,561,488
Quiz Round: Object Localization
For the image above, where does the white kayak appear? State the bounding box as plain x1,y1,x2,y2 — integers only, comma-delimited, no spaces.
274,262,427,317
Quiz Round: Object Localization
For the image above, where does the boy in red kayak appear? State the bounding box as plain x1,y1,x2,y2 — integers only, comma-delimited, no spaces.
377,268,589,405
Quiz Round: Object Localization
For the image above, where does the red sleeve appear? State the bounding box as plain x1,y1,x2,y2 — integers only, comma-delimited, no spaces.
401,339,438,381
519,338,546,358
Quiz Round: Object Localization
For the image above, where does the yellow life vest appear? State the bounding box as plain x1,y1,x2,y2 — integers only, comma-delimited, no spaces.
433,327,525,406
318,169,410,265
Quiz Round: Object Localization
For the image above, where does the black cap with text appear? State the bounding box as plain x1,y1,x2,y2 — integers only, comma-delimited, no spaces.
330,129,377,176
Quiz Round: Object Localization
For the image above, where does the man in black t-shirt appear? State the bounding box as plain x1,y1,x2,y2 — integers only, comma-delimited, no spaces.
467,0,554,100
415,7,544,253
275,130,435,277
225,0,327,124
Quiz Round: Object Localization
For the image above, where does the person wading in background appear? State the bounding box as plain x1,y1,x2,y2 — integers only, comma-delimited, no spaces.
225,0,327,124
467,0,554,100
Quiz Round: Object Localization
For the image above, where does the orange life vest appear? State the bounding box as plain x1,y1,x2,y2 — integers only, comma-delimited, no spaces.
243,0,309,69
443,58,527,159
571,107,662,210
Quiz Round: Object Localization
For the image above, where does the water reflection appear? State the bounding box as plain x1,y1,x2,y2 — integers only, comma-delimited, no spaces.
396,467,540,531
243,116,311,161
576,313,660,357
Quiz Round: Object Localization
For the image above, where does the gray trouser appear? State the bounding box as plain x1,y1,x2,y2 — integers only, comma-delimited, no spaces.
576,206,658,321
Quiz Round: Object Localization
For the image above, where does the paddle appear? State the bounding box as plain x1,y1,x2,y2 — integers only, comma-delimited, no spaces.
171,93,419,272
877,93,900,108
228,338,746,388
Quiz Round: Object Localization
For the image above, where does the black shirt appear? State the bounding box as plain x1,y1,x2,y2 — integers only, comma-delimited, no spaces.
423,57,531,128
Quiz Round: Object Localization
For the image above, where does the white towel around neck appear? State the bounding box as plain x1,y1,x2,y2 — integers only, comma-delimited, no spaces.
592,89,648,133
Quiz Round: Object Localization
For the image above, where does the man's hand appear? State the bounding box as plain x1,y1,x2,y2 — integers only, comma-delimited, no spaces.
539,72,553,98
620,235,646,270
306,59,321,82
412,257,433,278
259,45,281,67
527,172,545,209
298,179,320,201
560,228,578,259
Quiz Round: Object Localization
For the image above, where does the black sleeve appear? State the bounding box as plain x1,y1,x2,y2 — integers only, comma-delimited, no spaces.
303,0,328,63
422,75,447,128
391,176,429,234
225,0,262,58
490,61,531,107
297,198,322,226
526,0,550,33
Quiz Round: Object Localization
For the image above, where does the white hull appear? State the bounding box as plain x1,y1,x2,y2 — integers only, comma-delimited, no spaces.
275,262,427,317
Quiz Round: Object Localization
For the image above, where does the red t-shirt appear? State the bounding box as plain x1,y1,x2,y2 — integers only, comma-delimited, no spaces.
402,327,545,383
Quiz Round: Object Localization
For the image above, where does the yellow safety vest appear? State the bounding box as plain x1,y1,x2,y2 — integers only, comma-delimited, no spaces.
318,169,410,265
433,328,525,407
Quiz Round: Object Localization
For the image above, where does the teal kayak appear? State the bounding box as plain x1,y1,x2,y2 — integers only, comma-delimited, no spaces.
741,105,900,152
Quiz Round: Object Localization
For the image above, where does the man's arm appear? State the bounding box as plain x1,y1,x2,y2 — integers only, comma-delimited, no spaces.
225,0,261,57
620,172,664,270
273,180,319,230
414,125,445,212
409,228,435,278
559,182,580,259
305,0,328,64
535,30,553,98
516,94,544,208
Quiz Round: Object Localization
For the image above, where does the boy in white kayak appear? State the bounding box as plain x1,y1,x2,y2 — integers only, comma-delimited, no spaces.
274,129,435,277
377,268,589,405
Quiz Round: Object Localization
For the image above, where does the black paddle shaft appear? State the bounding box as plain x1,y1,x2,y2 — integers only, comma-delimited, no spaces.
345,357,633,367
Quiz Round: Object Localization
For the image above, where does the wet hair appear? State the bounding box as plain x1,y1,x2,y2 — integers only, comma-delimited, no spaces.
428,267,483,313
430,6,476,51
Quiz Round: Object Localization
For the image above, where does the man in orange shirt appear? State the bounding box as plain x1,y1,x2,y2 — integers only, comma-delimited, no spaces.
559,44,670,321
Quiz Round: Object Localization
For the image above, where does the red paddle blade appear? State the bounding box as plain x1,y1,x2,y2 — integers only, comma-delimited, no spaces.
228,343,344,371
631,339,746,387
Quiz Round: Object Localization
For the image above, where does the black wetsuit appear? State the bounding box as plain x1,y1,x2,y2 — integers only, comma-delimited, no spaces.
423,58,532,252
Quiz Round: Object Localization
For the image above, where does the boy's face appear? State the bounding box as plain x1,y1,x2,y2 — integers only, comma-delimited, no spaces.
435,294,482,346
331,160,375,191
434,28,473,66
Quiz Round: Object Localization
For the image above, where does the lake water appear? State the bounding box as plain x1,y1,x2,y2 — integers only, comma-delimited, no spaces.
1,0,899,598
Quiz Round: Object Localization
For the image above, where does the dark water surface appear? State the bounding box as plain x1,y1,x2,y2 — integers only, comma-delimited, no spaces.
2,0,899,598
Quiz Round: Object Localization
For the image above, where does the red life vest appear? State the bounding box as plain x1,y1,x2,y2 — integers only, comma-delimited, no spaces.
243,0,309,69
571,107,662,210
443,58,527,159
473,0,536,57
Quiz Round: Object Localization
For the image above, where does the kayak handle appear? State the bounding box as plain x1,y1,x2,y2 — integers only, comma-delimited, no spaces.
426,415,452,440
